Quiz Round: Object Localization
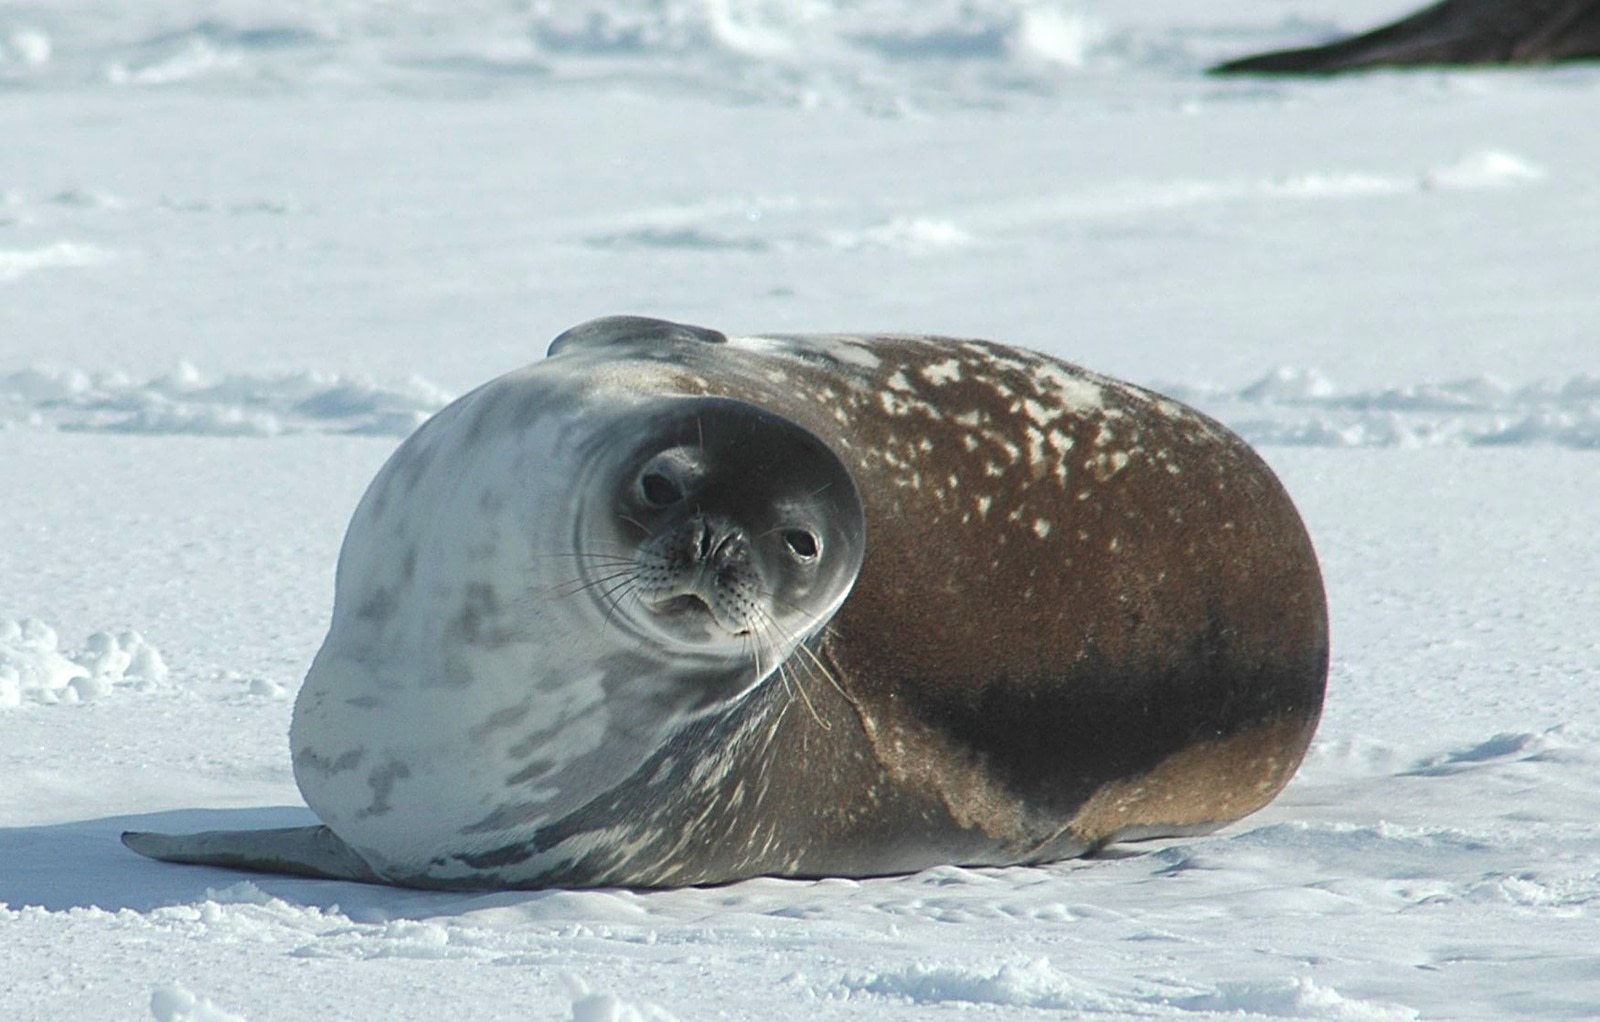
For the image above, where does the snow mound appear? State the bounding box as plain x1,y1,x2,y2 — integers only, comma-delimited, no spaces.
0,618,168,706
824,216,974,254
840,957,1119,1010
1423,150,1546,190
1239,366,1339,403
1406,727,1581,776
1172,976,1418,1020
150,981,247,1022
569,995,677,1022
564,975,679,1022
0,362,452,438
0,241,114,281
1,27,53,68
582,194,978,255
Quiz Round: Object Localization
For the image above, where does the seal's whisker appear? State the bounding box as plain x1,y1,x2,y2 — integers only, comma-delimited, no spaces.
595,574,640,635
741,626,762,682
770,661,805,732
770,610,849,707
776,645,831,731
617,513,651,537
551,569,639,599
533,541,636,558
770,663,798,731
788,636,849,711
534,551,636,565
751,607,835,730
626,584,649,625
740,616,788,706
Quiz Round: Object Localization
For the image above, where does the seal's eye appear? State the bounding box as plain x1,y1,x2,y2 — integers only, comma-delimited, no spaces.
783,529,820,561
639,471,684,508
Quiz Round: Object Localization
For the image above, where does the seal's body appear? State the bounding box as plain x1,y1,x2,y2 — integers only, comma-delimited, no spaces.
125,317,1328,889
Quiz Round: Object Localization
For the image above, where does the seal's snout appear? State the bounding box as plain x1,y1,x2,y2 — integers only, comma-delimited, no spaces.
631,513,762,641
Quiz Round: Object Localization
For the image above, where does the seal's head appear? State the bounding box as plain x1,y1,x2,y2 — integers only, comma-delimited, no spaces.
571,397,865,700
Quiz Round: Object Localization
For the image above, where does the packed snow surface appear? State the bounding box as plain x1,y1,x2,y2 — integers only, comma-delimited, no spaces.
3,0,1598,1019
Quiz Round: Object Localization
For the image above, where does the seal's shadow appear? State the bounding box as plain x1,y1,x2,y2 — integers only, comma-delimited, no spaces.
0,808,496,918
2,808,860,923
3,808,1169,919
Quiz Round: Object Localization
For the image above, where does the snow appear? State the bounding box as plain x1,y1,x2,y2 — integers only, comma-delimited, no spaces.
3,0,1598,1018
0,618,168,706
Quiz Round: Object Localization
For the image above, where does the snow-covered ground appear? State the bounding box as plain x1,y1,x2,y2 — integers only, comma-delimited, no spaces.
3,1,1598,1018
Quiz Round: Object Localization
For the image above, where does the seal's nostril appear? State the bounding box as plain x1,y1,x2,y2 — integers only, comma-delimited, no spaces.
712,530,741,562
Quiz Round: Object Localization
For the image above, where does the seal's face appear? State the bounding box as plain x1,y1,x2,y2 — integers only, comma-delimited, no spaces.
577,397,865,670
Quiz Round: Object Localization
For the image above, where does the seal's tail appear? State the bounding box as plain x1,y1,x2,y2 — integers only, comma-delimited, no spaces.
122,825,381,883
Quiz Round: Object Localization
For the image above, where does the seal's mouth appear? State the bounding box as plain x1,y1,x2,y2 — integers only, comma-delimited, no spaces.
654,594,711,618
648,594,751,638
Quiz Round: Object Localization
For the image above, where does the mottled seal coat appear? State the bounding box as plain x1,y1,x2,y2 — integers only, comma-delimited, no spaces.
1211,0,1600,75
125,316,1328,889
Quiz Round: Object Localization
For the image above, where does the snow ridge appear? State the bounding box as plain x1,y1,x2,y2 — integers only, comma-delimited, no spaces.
1,1,1593,114
0,0,1255,111
0,363,452,438
578,151,1543,256
6,359,1596,448
1165,369,1600,450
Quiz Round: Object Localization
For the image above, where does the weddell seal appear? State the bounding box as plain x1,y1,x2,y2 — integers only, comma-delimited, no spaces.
124,316,1329,890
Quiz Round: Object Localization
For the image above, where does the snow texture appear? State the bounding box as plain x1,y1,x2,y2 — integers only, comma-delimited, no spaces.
2,0,1598,1019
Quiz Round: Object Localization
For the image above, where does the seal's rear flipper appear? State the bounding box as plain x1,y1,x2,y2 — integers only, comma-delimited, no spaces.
122,825,382,884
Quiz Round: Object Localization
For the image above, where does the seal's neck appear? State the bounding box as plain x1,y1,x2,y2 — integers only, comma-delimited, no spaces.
516,639,892,887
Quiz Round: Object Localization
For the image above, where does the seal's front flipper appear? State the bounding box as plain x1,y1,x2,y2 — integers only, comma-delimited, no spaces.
122,825,382,884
